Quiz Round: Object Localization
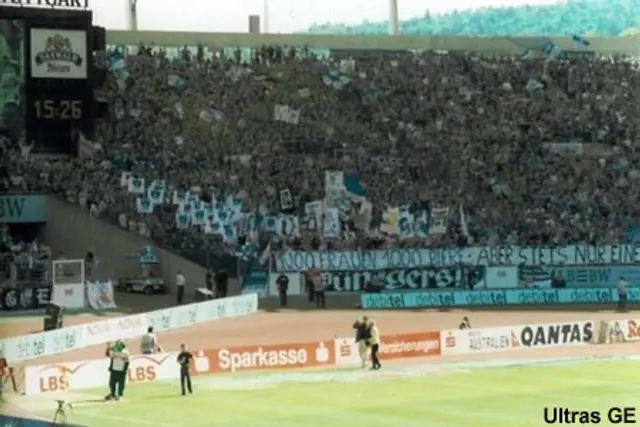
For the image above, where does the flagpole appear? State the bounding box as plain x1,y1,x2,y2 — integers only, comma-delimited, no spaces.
388,0,398,35
263,0,269,33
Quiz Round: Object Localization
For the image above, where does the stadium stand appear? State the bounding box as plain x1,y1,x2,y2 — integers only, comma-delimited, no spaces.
5,33,640,269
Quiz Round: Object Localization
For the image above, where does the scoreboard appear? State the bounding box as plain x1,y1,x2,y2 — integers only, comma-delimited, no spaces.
0,4,92,155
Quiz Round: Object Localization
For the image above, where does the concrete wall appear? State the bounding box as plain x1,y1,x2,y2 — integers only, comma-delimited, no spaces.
42,197,240,297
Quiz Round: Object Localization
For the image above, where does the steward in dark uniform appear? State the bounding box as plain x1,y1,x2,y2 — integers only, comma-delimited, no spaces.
177,343,193,395
276,273,289,307
215,269,228,299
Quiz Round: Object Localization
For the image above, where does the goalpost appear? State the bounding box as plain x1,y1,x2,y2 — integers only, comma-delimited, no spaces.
51,258,86,309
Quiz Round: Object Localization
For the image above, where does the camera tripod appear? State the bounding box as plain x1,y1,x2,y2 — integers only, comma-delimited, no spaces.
53,400,72,424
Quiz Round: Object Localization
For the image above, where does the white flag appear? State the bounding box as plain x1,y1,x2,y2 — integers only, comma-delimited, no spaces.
274,104,300,125
459,205,472,243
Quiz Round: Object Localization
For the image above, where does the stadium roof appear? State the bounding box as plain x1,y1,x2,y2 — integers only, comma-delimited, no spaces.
106,30,640,55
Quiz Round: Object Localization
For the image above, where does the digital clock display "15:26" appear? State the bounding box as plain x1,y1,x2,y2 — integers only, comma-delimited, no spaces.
34,99,83,119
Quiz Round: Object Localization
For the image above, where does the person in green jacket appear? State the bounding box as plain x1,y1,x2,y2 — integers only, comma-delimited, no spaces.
105,340,130,401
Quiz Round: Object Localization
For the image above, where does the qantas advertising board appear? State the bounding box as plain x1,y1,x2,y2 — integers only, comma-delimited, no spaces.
441,321,594,355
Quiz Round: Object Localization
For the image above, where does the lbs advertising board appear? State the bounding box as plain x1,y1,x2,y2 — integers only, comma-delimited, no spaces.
0,4,92,155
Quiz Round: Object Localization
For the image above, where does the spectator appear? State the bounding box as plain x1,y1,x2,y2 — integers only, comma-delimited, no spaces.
175,270,186,305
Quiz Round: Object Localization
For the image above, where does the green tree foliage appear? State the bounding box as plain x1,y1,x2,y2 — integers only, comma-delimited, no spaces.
306,0,640,36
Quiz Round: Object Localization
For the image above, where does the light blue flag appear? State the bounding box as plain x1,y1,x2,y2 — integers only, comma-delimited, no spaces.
322,70,351,90
322,208,340,238
525,78,544,92
106,51,130,80
279,215,299,239
343,172,367,198
541,41,555,55
413,210,430,238
217,210,229,225
179,201,194,216
191,209,207,226
138,246,158,263
148,187,164,205
236,243,259,261
150,179,165,190
168,74,187,92
628,227,640,244
172,190,188,205
397,207,413,238
175,212,190,229
128,176,145,194
201,202,215,217
222,224,238,243
136,197,153,214
572,34,590,47
205,216,223,235
264,216,278,236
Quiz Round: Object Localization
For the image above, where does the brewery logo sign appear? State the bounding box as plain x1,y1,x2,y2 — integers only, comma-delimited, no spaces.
30,29,87,79
322,266,486,292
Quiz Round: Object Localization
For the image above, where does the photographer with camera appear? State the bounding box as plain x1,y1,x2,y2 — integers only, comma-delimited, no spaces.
353,316,371,368
177,343,193,396
105,340,129,401
53,400,73,424
459,317,472,330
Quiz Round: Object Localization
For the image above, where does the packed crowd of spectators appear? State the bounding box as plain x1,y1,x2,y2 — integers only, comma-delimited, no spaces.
0,224,49,288
4,44,639,268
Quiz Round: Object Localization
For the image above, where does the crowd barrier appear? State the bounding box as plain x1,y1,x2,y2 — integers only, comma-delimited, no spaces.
0,293,259,362
22,319,600,395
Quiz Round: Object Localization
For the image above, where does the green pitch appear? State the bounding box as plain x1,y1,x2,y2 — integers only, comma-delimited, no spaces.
26,358,640,427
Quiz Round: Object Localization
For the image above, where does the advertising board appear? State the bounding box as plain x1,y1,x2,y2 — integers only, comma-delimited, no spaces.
601,319,640,343
332,331,441,366
440,321,594,354
516,321,594,348
361,287,636,309
441,327,522,355
25,352,181,394
23,321,594,394
30,28,87,79
24,342,337,394
518,264,640,288
0,195,46,223
51,283,85,309
0,285,51,311
1,293,259,362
